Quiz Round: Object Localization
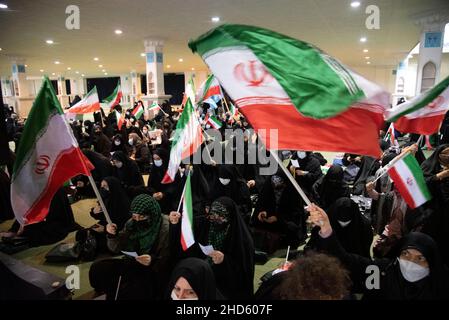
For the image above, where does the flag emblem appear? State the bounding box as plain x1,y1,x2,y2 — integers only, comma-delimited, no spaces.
35,155,51,175
234,60,273,87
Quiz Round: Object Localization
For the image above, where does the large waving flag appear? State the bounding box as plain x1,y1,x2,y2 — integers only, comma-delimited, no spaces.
162,98,203,183
115,110,125,130
387,153,431,209
11,77,94,225
103,84,123,110
386,76,449,135
132,103,144,119
181,77,196,107
65,86,100,119
189,24,389,157
196,74,223,103
180,174,195,251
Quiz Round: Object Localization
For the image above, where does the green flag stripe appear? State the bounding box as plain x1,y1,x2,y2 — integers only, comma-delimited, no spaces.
13,77,62,176
403,154,432,200
389,75,449,122
171,98,195,146
189,24,364,119
103,83,119,102
185,174,193,224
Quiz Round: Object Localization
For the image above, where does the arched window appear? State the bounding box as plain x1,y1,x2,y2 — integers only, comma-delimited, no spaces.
421,62,436,93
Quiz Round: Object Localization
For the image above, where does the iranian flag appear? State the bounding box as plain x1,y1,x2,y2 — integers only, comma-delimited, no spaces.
189,24,390,157
182,77,196,106
386,75,449,135
180,174,195,251
385,123,399,146
11,77,94,225
149,101,161,111
115,110,125,130
162,98,204,184
103,84,123,110
387,153,432,209
132,104,144,119
206,115,222,129
65,86,100,119
196,74,223,103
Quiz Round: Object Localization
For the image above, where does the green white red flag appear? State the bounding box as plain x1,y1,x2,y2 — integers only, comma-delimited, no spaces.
103,84,123,110
180,174,195,251
65,86,100,119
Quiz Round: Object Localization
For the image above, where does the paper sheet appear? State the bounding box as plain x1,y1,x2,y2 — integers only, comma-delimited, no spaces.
121,251,138,258
199,244,215,256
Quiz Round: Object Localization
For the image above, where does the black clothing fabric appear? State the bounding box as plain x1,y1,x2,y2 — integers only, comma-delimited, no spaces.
0,170,14,222
352,156,381,195
111,151,145,195
312,166,350,210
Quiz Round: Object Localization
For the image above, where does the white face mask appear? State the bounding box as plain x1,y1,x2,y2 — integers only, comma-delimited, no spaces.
114,161,123,169
114,140,121,146
128,139,134,146
297,151,307,159
398,258,430,283
219,178,231,186
154,159,163,167
171,289,198,301
337,220,352,228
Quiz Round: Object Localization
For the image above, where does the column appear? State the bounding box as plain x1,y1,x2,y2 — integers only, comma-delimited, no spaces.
414,14,447,94
57,75,70,108
130,71,141,106
120,74,132,106
392,59,408,106
11,58,34,118
141,38,171,106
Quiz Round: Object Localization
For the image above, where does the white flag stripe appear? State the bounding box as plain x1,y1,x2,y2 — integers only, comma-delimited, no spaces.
393,159,428,207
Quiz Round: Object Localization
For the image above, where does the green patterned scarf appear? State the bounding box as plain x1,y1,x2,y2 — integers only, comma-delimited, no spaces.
124,194,162,254
207,200,230,252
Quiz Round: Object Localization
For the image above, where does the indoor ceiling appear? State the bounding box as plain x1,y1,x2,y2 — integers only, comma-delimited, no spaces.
0,0,448,78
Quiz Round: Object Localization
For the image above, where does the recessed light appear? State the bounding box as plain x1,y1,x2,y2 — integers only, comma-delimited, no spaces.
0,3,8,9
211,16,220,23
52,72,56,75
363,49,369,53
81,74,85,77
367,61,371,65
0,48,2,51
75,71,79,74
191,67,195,71
166,65,171,68
104,73,108,75
46,39,54,44
67,67,71,70
93,57,99,61
102,69,106,72
360,37,367,43
98,64,103,68
178,58,183,62
351,1,361,8
54,61,60,64
25,64,28,67
114,29,123,35
140,53,146,57
365,56,370,60
40,69,44,72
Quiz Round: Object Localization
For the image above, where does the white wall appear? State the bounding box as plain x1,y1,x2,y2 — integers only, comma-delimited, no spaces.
352,65,396,96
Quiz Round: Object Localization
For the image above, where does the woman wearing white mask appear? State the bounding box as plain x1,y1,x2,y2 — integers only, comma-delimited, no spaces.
165,258,222,300
307,203,449,300
289,151,323,196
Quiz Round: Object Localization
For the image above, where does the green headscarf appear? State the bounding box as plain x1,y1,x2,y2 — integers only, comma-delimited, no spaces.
207,200,230,252
124,194,162,254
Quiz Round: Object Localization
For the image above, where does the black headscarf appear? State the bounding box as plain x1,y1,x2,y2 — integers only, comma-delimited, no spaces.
111,151,144,188
165,258,221,300
207,197,254,299
149,148,169,191
422,144,449,177
352,156,381,195
384,232,449,300
312,165,350,210
328,197,373,258
101,176,131,229
83,149,114,183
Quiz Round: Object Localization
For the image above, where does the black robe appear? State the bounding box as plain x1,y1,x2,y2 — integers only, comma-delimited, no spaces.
111,151,144,197
312,165,350,210
0,170,14,222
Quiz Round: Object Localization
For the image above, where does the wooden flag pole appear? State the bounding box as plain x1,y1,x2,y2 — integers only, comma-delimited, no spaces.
88,175,113,225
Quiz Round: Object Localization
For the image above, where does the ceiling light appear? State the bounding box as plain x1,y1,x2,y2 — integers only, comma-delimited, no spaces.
75,71,79,74
52,72,56,75
54,61,60,64
365,56,370,60
104,73,108,75
25,64,28,67
178,58,183,62
351,1,361,8
67,67,71,70
360,37,367,43
114,29,123,35
191,67,195,71
363,49,369,53
46,39,54,44
98,64,103,68
40,69,44,72
81,74,85,77
367,61,371,65
0,48,2,51
211,16,220,23
166,65,171,68
93,57,99,61
102,69,106,72
140,53,146,57
0,3,8,9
